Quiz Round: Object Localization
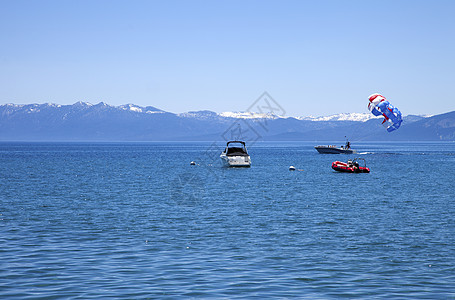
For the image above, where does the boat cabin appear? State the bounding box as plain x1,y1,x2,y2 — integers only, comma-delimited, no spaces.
223,141,249,157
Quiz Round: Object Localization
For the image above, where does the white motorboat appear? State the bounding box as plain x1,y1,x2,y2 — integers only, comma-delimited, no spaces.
315,140,357,154
314,145,357,154
220,141,251,167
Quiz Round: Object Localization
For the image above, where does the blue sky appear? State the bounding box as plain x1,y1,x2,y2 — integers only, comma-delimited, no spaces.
0,0,454,116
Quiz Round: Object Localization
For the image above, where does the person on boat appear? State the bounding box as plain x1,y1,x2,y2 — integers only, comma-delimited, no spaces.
353,161,359,172
345,141,351,149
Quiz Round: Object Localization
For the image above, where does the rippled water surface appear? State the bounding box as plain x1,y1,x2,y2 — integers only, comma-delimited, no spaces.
1,141,454,298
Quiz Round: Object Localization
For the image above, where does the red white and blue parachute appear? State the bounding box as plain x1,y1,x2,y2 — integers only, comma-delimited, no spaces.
368,93,402,132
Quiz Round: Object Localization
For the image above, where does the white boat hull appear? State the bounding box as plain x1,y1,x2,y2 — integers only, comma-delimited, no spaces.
220,154,251,167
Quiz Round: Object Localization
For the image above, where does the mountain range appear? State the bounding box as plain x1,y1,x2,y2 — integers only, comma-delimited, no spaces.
0,102,454,141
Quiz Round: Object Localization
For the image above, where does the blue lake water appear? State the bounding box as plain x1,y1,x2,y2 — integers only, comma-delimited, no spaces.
1,141,454,298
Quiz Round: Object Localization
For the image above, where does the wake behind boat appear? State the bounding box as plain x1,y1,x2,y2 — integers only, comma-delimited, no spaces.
220,141,251,167
315,140,357,154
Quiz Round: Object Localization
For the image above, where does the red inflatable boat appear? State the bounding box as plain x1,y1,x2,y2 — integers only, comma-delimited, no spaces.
332,158,370,173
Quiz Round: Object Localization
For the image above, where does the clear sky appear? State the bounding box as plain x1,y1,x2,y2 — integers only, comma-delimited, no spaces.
1,0,454,116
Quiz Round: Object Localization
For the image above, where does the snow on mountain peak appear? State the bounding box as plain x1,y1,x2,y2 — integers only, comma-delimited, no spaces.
41,103,62,108
120,104,143,113
298,112,380,122
219,111,283,119
178,110,218,119
75,101,93,107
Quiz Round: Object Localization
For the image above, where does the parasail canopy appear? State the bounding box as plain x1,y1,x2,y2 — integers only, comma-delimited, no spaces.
368,93,402,132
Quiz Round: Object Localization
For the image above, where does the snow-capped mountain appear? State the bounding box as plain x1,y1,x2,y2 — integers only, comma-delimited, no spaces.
219,111,284,119
193,111,378,121
297,112,379,122
217,111,430,123
0,101,452,141
212,111,390,122
0,102,422,122
178,110,220,119
118,103,164,114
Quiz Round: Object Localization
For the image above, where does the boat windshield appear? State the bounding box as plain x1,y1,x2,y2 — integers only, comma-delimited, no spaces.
225,142,248,156
353,158,366,167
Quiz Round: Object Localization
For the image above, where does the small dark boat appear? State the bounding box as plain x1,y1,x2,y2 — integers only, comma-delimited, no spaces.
332,158,370,173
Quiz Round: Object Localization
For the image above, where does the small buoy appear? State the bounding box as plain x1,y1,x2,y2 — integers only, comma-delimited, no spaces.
190,161,196,165
289,166,296,171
